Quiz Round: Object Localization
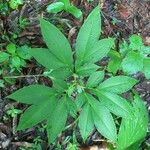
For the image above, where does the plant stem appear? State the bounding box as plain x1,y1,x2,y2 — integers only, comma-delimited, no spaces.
4,74,44,79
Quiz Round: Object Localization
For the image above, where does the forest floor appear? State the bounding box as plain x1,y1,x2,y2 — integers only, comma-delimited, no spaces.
0,0,150,149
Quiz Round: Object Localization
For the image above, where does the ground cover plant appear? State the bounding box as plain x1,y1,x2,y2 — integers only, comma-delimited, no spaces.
6,6,149,150
47,0,82,19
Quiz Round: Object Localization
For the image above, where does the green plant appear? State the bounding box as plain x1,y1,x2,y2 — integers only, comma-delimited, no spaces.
7,6,148,149
47,0,82,19
9,0,23,10
0,43,31,72
7,107,22,118
108,35,150,78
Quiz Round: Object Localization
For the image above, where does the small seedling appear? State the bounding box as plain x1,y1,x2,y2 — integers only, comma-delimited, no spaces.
7,107,22,118
108,34,150,78
47,0,82,19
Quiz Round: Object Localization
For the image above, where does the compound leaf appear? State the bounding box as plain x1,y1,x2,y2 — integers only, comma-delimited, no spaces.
98,76,137,94
7,85,55,104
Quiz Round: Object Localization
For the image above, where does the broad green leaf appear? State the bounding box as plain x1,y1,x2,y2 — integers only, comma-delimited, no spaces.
47,2,64,13
47,97,68,143
129,35,143,51
86,94,117,142
0,52,10,63
6,43,16,54
40,18,73,70
107,50,122,74
117,94,148,149
83,38,115,64
30,48,65,70
67,5,82,18
75,6,101,68
76,63,99,77
122,51,143,74
86,71,104,87
98,76,137,94
9,0,23,9
78,103,94,141
7,85,56,104
143,58,150,79
96,90,133,118
11,56,21,68
17,97,57,130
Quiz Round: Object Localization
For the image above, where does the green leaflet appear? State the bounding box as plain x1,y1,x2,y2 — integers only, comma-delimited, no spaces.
76,63,99,77
143,58,150,79
7,85,56,104
78,103,94,141
30,48,65,70
84,93,117,142
83,38,115,64
122,51,144,74
67,5,82,19
17,97,57,130
0,52,10,63
86,71,104,88
117,94,148,150
129,35,143,51
47,96,68,143
107,50,122,74
98,76,138,94
96,90,133,118
47,2,64,13
40,18,73,71
75,6,101,69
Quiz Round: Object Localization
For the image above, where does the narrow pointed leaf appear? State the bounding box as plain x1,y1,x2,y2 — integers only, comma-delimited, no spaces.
47,97,68,143
86,94,117,142
86,71,104,88
7,85,55,104
84,38,115,64
75,6,101,68
17,97,57,130
30,48,65,70
98,76,138,94
40,18,73,70
78,104,94,141
96,90,133,118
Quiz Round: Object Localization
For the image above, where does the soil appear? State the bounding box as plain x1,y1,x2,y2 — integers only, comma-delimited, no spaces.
0,0,150,149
